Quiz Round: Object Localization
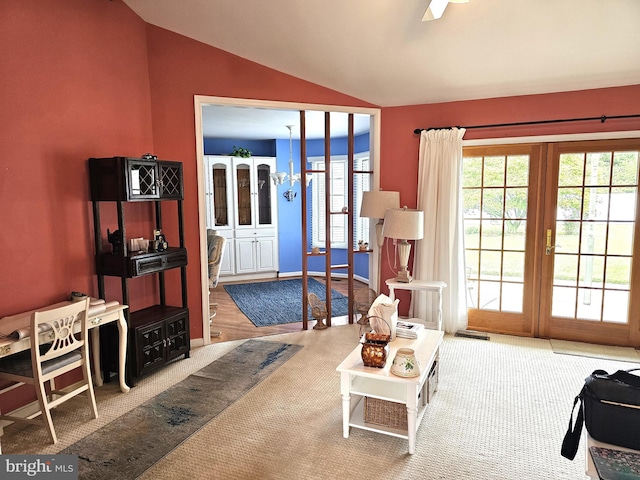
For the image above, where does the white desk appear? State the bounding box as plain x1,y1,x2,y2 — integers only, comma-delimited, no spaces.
336,329,444,454
0,303,130,394
386,279,447,331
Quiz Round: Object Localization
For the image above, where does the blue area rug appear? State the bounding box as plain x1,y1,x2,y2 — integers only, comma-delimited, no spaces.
63,339,302,479
224,278,348,327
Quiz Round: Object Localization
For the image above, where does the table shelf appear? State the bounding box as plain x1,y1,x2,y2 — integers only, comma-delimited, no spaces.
349,398,409,440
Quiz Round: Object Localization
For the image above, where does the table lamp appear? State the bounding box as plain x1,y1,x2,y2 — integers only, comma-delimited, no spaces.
383,207,424,283
359,190,400,287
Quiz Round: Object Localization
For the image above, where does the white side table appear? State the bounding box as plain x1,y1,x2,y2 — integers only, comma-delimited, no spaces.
386,279,447,331
336,329,444,454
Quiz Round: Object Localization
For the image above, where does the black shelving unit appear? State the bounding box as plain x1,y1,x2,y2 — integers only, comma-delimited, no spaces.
89,156,190,385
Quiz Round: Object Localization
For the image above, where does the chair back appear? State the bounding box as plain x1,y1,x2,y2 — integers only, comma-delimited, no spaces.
207,229,227,289
308,293,327,319
354,288,378,318
30,298,90,367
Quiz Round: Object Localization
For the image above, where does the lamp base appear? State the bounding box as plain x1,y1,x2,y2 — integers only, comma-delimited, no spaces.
395,269,413,283
395,240,413,283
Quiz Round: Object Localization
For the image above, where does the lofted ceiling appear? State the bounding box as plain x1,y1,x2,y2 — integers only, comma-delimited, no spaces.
123,0,640,139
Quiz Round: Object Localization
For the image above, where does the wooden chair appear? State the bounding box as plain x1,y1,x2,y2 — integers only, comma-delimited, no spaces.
354,287,378,324
308,293,328,330
0,298,98,444
354,287,378,337
207,230,227,337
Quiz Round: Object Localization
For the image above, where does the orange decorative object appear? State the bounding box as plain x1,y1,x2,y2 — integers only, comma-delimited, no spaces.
361,332,390,368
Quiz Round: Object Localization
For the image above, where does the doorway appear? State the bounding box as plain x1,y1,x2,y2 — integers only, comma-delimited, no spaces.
464,138,640,347
194,96,381,345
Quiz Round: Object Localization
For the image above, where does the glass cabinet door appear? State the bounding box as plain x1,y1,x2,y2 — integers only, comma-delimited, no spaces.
212,162,231,227
256,162,273,225
126,159,159,199
205,156,233,229
234,160,253,227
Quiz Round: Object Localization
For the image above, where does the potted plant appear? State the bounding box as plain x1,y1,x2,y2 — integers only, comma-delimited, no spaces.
230,146,252,158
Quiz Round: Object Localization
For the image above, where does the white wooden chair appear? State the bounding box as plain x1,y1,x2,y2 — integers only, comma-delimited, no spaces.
0,298,97,444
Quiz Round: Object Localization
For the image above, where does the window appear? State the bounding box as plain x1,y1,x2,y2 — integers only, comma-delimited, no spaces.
311,152,370,249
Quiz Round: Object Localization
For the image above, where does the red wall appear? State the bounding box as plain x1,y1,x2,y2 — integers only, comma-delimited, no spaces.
0,0,156,412
0,1,155,318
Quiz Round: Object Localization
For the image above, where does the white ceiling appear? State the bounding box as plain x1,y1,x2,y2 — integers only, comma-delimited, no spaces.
123,0,640,139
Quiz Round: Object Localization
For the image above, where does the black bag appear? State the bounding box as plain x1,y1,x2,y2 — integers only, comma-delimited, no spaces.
561,368,640,460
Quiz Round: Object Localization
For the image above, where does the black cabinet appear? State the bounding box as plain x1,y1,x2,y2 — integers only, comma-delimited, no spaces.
89,156,190,385
130,305,189,377
89,157,183,201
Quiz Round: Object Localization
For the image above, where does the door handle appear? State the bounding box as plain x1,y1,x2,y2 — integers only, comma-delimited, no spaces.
545,229,555,255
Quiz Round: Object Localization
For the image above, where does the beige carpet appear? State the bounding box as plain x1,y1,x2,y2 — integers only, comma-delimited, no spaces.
3,326,638,479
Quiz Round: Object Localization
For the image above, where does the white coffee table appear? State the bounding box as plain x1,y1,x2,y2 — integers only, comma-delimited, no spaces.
336,329,444,454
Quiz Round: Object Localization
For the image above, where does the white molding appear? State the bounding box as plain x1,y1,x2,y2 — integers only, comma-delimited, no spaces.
463,130,640,146
194,96,381,343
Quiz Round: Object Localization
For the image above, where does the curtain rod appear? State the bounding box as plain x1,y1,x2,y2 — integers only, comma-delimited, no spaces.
413,114,640,135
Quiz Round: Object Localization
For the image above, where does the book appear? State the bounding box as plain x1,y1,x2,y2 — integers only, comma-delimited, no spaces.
590,446,640,480
396,320,424,339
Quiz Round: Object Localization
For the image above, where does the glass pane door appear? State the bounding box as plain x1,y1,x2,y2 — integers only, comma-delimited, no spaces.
541,140,640,345
256,162,272,225
213,162,230,227
462,145,542,336
235,161,253,226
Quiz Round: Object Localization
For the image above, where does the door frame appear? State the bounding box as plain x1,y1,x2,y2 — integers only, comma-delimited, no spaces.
193,96,381,346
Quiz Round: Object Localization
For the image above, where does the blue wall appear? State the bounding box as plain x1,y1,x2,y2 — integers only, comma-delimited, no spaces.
203,138,276,156
205,134,371,280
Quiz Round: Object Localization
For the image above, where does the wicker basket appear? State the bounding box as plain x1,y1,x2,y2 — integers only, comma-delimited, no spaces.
363,397,408,430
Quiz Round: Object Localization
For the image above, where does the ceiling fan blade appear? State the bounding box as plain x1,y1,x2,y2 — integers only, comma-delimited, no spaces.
422,0,470,21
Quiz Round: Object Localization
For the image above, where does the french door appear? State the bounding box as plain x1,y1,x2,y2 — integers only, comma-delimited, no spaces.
463,139,640,346
462,144,543,337
539,139,640,346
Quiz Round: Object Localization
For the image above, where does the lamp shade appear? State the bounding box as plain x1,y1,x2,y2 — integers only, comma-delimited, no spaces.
383,208,424,240
360,191,400,219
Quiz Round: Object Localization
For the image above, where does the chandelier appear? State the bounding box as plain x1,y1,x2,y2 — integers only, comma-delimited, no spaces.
270,125,311,201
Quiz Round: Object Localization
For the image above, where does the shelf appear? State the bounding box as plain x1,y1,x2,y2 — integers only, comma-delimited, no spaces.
330,264,349,270
97,247,187,278
90,156,189,384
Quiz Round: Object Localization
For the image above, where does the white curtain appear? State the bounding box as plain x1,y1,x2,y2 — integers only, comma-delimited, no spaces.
410,128,468,333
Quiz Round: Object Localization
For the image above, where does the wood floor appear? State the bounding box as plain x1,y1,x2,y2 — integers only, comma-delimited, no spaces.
208,276,364,343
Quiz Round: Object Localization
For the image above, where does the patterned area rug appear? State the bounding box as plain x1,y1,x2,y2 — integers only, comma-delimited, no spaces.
223,278,348,327
61,339,302,479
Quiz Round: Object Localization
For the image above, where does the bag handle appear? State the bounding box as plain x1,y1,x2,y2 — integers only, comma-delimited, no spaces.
609,368,640,389
561,391,584,460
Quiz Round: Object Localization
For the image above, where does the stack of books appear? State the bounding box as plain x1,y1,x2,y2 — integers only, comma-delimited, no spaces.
395,320,424,339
